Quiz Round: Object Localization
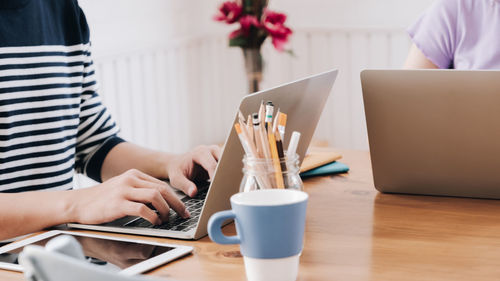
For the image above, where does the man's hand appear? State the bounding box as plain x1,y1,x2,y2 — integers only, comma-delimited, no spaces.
72,169,190,226
165,145,221,197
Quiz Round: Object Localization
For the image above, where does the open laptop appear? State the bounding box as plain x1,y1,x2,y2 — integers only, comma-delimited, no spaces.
69,69,338,239
361,69,500,199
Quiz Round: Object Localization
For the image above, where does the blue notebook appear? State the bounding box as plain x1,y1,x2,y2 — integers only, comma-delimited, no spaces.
300,161,349,178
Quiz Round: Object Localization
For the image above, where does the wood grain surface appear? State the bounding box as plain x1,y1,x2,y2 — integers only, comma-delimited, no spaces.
2,149,500,280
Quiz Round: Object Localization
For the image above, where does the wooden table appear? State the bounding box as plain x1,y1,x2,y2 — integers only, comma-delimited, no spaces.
2,149,500,280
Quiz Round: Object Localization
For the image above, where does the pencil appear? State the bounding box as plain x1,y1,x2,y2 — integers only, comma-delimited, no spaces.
258,116,271,159
238,110,246,124
278,112,287,141
258,101,265,125
272,108,280,134
268,127,284,188
246,114,254,145
235,123,252,156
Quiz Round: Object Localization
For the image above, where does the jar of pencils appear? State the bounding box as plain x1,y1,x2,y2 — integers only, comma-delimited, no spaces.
239,152,303,192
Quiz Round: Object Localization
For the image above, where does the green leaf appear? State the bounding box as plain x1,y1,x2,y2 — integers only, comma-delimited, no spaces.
285,49,297,58
229,36,248,47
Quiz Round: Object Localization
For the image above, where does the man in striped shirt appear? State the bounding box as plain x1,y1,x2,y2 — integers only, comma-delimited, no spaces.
0,0,220,240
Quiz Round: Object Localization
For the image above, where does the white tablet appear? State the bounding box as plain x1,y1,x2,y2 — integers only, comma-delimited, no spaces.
0,230,193,275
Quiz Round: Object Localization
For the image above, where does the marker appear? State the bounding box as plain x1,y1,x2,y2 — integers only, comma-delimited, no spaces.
265,101,274,131
275,128,288,187
287,131,301,159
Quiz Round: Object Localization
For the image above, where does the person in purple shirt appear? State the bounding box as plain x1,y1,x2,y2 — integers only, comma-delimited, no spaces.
404,0,500,69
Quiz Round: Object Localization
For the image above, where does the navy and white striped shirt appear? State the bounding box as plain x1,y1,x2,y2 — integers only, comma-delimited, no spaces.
0,0,123,193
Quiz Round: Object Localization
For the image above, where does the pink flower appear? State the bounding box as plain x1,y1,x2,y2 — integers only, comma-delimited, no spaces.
262,10,292,51
240,15,260,35
213,1,243,24
229,15,260,39
263,10,287,27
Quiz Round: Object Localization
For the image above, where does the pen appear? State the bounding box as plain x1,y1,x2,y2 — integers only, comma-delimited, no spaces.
275,128,288,187
252,113,264,158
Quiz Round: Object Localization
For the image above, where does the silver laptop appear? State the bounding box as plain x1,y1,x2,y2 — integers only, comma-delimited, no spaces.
361,69,500,199
69,69,338,239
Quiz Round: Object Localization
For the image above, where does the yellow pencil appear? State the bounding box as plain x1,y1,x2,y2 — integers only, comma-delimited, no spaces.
278,112,287,140
268,127,284,188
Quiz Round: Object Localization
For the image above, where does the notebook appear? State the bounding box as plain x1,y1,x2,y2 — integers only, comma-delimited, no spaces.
300,161,349,178
300,147,342,173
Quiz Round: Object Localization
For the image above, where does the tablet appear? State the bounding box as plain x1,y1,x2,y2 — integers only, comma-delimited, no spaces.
0,230,193,275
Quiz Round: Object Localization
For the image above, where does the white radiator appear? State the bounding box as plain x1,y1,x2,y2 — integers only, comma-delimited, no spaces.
93,28,411,153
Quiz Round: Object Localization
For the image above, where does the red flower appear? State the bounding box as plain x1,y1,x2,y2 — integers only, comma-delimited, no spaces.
240,15,260,33
262,10,292,51
229,15,260,39
213,1,243,24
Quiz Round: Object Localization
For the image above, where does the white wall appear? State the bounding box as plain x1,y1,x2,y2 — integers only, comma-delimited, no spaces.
77,0,437,152
78,0,205,57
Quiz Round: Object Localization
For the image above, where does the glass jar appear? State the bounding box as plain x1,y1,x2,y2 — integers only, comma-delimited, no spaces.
239,153,303,192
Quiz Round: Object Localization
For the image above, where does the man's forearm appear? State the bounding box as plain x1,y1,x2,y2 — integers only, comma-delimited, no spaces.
0,191,76,241
101,142,172,182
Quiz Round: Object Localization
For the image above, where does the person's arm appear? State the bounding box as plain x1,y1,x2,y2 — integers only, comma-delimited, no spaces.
404,0,458,70
404,44,439,69
101,142,221,197
0,168,191,241
0,191,75,241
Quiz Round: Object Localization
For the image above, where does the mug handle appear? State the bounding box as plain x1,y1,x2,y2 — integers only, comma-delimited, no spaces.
207,210,241,244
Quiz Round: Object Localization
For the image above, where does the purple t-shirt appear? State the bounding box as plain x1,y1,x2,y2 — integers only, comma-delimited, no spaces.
408,0,500,69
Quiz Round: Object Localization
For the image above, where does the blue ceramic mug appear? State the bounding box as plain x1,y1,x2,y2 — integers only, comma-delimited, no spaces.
208,189,308,281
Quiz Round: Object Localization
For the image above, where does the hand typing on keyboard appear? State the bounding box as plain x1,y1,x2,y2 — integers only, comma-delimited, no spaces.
162,145,221,197
125,188,209,232
71,169,191,226
71,145,219,229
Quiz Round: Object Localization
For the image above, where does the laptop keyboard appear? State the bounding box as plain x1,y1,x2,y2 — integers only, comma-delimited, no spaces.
122,188,208,232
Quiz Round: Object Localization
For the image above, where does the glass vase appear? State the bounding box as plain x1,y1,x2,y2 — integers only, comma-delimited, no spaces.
242,48,263,94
